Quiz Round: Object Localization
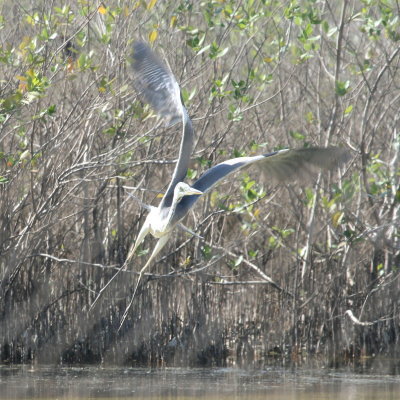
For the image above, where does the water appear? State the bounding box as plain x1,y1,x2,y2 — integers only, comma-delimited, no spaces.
1,365,400,399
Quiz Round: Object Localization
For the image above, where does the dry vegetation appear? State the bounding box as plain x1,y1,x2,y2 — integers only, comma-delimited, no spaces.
0,0,399,367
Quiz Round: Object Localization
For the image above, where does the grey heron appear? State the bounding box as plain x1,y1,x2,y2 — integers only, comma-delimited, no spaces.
91,42,349,318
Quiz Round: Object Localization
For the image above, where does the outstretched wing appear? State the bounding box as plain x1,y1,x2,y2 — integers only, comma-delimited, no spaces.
130,42,195,208
130,41,183,126
257,147,350,183
173,146,349,223
194,147,349,193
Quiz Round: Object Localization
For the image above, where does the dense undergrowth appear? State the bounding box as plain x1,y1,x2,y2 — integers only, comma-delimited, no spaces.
0,0,399,367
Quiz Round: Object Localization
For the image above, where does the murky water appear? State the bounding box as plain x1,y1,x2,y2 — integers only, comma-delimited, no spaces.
1,365,400,399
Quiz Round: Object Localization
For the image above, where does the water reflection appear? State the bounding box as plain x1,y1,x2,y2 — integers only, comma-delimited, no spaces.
1,366,400,399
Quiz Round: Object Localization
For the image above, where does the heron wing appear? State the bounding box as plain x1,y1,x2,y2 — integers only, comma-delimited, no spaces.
131,41,183,126
174,146,349,222
130,42,195,208
194,147,349,192
257,147,350,183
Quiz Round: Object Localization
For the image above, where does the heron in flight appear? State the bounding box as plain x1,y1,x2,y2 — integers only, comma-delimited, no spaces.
92,42,349,318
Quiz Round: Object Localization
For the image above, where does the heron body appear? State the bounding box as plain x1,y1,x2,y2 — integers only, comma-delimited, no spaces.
147,207,170,239
145,182,203,239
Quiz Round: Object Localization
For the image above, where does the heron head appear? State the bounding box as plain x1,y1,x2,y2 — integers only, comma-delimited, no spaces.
174,182,203,200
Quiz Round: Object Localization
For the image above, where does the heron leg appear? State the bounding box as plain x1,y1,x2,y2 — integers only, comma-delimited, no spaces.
118,233,171,330
125,220,151,265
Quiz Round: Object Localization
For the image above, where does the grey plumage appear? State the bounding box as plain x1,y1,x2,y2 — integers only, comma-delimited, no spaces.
131,41,183,126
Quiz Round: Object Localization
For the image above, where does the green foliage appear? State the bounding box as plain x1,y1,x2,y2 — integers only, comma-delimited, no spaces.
181,87,197,105
184,27,206,53
201,244,212,260
366,154,399,203
186,168,197,180
290,131,306,141
358,1,400,40
268,226,295,250
241,176,259,202
227,104,243,121
335,80,350,96
228,254,243,270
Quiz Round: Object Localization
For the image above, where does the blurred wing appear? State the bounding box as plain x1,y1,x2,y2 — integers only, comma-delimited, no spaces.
130,41,183,126
259,147,350,183
130,42,195,208
194,147,349,193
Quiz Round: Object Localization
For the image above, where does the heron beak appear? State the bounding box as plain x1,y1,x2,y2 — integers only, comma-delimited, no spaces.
189,188,203,196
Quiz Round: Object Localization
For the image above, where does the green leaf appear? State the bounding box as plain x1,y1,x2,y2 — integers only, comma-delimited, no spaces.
137,248,149,257
248,249,258,258
186,168,197,179
268,236,277,248
344,105,353,115
290,131,305,140
305,188,315,206
234,255,243,267
216,46,229,58
227,104,243,121
197,44,210,55
181,87,196,104
335,80,350,96
322,20,329,33
201,245,212,260
332,211,344,227
209,41,229,59
306,111,314,123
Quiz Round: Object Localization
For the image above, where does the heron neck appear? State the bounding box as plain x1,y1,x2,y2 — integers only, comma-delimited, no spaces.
160,107,193,210
163,187,182,230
